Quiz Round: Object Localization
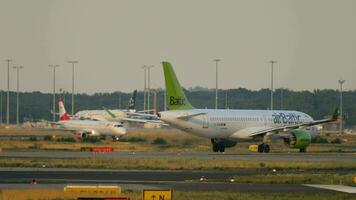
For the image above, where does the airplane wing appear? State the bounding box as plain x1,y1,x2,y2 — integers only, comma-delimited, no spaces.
121,117,168,125
125,112,159,119
135,109,155,113
103,107,168,125
249,108,339,137
177,112,206,120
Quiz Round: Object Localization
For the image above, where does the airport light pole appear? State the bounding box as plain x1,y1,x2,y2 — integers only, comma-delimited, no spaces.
13,66,24,124
0,90,2,123
118,94,121,109
269,60,277,110
225,90,228,109
147,65,154,113
5,59,11,124
142,65,147,111
280,89,284,110
67,61,78,115
0,78,3,123
49,65,60,122
214,59,221,110
338,79,345,134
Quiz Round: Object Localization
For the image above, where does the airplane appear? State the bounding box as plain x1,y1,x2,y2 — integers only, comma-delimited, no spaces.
75,90,159,122
55,97,127,141
158,61,339,153
103,107,166,126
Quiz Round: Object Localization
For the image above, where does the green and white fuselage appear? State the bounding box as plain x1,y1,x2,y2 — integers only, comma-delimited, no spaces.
159,109,316,140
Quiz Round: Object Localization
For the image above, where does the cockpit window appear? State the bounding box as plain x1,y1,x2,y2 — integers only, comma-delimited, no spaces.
114,124,123,127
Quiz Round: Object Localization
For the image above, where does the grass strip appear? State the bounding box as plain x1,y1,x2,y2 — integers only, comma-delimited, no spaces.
0,157,355,170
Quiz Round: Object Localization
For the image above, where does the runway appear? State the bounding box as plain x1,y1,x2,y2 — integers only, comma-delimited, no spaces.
0,168,336,193
1,151,355,163
0,151,354,193
0,183,331,193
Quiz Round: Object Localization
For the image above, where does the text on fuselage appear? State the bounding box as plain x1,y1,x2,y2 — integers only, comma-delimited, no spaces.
272,113,301,124
170,96,186,106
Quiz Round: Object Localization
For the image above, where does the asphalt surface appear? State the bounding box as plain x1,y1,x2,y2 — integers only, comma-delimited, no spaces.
1,151,355,163
0,151,354,193
0,183,331,193
0,168,337,193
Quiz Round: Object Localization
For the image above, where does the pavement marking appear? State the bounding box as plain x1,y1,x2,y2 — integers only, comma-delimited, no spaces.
303,184,356,194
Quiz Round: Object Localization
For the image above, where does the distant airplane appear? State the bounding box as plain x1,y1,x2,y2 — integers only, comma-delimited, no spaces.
55,97,126,141
75,90,160,123
158,61,338,153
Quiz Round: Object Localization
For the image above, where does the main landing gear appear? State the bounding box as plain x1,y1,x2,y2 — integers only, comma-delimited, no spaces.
211,138,225,153
258,143,270,153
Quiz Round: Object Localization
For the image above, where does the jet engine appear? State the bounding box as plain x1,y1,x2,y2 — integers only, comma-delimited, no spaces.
75,132,87,140
75,130,99,140
211,138,237,152
283,129,311,152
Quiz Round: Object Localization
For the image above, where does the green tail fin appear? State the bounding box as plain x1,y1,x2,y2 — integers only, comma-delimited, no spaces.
103,107,116,119
162,61,194,110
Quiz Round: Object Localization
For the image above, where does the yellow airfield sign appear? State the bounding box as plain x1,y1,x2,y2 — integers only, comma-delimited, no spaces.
143,189,172,200
64,185,121,198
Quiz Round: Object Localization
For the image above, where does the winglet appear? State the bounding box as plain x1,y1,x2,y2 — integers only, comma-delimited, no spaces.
331,108,339,121
103,107,116,119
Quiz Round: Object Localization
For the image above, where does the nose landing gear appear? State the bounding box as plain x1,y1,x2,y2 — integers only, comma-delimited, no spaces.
112,136,121,141
257,143,270,153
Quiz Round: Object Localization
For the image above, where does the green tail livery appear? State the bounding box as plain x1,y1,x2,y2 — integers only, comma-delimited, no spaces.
162,61,194,110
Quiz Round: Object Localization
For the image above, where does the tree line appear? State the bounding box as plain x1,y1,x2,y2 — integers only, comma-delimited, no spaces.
0,88,355,127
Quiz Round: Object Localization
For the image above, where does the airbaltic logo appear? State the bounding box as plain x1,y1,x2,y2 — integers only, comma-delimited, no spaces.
170,96,186,106
272,112,301,124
